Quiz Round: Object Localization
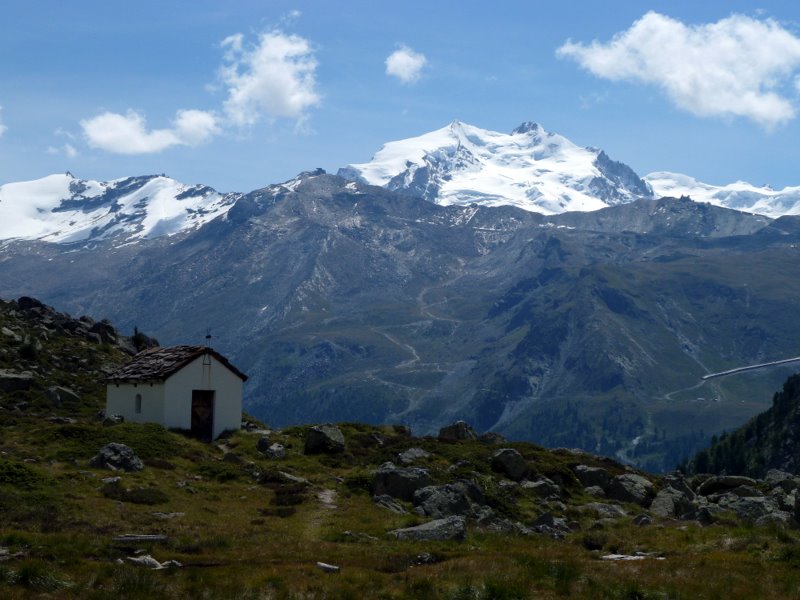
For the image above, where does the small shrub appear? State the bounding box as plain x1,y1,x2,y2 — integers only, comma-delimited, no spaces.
13,560,71,591
0,460,48,490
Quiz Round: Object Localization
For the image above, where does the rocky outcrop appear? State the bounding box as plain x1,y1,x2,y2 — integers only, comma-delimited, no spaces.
90,443,144,472
372,462,434,502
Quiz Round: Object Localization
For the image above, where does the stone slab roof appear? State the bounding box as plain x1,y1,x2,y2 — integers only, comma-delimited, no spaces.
107,345,247,383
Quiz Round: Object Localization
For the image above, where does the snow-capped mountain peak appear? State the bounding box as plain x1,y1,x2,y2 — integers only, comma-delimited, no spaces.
0,173,239,244
337,120,653,215
645,172,800,218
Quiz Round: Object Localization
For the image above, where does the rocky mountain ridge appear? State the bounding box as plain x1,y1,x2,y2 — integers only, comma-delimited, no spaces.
338,120,654,214
3,172,800,472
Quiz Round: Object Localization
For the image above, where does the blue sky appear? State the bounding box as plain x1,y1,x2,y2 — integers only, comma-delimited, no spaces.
1,1,799,192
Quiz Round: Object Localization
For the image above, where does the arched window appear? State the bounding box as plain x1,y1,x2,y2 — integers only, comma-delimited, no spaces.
135,393,142,414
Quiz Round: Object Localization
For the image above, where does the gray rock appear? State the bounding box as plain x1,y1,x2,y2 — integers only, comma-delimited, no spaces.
304,425,346,455
579,502,628,519
256,435,272,453
717,494,779,521
438,421,477,443
90,443,144,472
1,326,21,341
0,369,33,392
755,511,795,529
413,480,485,518
46,386,80,406
650,487,694,518
697,475,757,496
662,474,696,500
573,465,612,490
390,516,466,541
633,514,652,527
531,512,571,539
373,494,408,514
372,462,434,502
728,485,763,498
264,443,286,459
521,477,561,498
398,447,430,465
584,485,606,498
491,448,528,481
765,469,800,493
606,474,655,506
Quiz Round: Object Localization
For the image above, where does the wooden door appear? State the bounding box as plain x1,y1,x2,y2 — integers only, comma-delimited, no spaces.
191,390,215,441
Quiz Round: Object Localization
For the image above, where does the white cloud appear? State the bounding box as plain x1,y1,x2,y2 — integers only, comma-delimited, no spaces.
385,45,427,84
0,106,7,138
557,12,800,129
47,143,77,158
81,109,219,154
219,30,320,127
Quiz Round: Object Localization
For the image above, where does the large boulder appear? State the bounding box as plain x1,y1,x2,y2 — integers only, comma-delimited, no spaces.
697,475,757,496
390,516,466,541
90,443,144,472
304,425,346,455
438,421,477,443
606,474,655,506
413,481,485,518
372,462,434,502
650,487,694,518
491,448,528,482
572,465,612,490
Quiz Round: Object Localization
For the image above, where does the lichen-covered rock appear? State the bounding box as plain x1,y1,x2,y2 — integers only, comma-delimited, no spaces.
90,443,144,472
491,448,528,482
390,516,466,541
606,474,655,506
304,425,346,455
372,462,434,502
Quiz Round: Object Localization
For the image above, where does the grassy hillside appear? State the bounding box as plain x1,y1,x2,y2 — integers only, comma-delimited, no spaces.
4,297,800,598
